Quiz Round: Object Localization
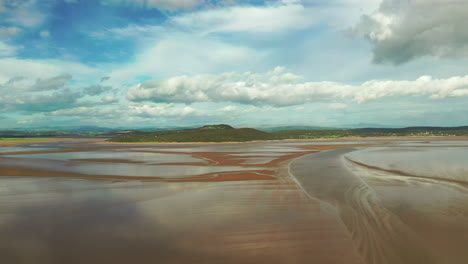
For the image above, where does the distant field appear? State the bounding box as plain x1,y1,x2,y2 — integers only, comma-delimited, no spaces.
0,138,86,147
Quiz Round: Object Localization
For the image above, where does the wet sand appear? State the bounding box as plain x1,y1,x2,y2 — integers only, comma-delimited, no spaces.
0,140,367,264
290,143,468,264
0,138,467,263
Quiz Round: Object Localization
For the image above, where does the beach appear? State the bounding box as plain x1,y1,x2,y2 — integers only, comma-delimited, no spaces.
0,138,466,263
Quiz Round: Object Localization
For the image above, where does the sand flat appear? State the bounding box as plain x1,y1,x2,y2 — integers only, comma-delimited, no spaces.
290,142,468,264
0,139,364,264
0,138,466,263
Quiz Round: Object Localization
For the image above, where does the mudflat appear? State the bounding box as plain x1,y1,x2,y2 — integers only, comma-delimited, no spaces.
0,138,466,263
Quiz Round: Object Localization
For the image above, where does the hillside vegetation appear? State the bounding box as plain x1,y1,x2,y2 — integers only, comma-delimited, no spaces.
108,125,468,143
3,125,468,143
109,125,274,142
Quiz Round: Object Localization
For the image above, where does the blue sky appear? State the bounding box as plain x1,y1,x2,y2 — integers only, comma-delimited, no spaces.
1,0,468,128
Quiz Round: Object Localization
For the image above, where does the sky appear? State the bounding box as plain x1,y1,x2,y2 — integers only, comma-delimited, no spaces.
1,0,468,128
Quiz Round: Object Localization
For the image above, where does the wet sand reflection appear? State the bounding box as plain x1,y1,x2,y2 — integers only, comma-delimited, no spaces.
0,140,366,264
3,139,466,263
290,142,468,264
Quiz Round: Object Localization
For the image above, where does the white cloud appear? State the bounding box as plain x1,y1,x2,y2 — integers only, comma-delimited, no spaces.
51,107,98,116
127,67,468,106
0,42,18,57
51,106,118,117
0,58,104,113
0,58,100,84
101,96,118,103
219,105,237,112
83,84,113,96
173,2,317,34
103,0,204,11
29,74,72,91
97,24,163,39
354,0,468,64
129,103,197,117
110,34,267,80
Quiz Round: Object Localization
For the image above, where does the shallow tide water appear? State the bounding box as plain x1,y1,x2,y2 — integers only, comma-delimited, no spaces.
0,139,467,264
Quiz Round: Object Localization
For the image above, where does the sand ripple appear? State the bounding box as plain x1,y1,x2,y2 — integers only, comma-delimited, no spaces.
290,148,436,264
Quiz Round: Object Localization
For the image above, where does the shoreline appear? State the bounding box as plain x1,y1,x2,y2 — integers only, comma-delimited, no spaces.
97,135,468,145
2,136,468,147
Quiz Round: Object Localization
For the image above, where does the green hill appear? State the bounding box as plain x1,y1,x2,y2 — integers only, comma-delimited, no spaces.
109,124,274,143
109,124,468,143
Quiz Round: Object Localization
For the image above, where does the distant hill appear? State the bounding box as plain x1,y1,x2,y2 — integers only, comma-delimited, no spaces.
3,124,468,141
257,125,342,132
110,125,468,142
352,126,468,133
110,124,274,143
341,123,399,129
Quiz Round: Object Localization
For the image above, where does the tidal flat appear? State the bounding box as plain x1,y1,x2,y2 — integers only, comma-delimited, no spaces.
0,138,467,264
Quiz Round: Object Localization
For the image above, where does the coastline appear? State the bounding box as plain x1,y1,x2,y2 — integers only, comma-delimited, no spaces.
96,135,468,145
2,136,468,148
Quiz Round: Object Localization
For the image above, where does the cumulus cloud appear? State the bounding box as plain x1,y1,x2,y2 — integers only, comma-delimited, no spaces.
83,84,113,96
31,74,72,91
129,103,197,117
101,95,118,103
173,2,317,34
14,89,81,112
0,64,102,114
103,0,204,11
127,67,468,106
0,58,99,83
0,74,72,92
354,0,468,64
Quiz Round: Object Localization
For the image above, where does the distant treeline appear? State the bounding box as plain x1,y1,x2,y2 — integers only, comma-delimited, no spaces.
108,125,468,143
2,125,468,142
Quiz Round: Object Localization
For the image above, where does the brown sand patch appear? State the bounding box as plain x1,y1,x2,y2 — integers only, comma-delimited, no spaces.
69,158,146,164
190,151,317,167
154,162,209,166
0,166,275,182
168,171,276,182
0,166,161,181
0,146,169,155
